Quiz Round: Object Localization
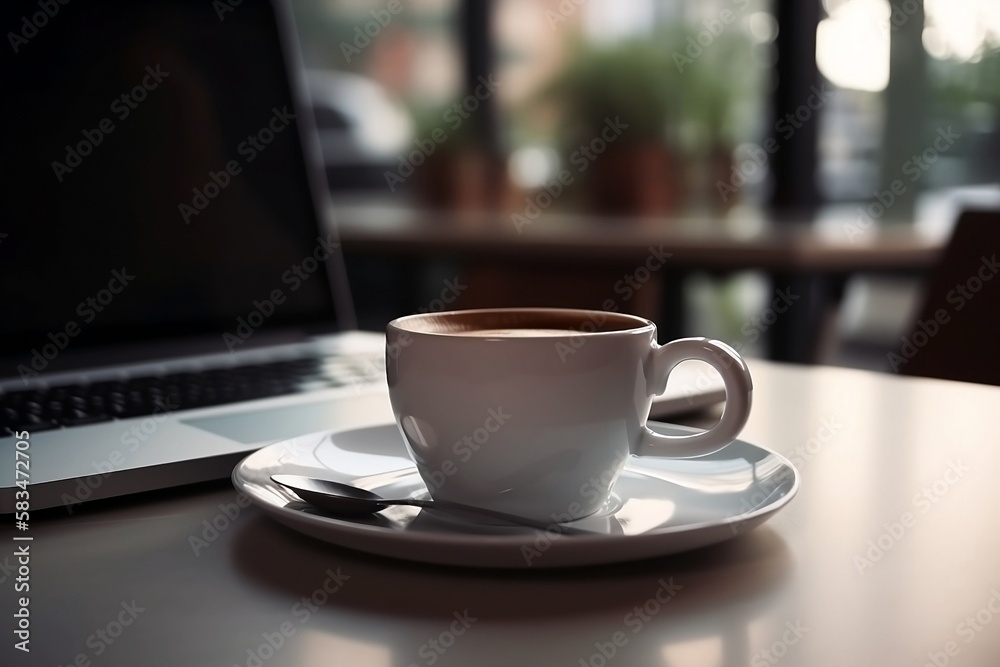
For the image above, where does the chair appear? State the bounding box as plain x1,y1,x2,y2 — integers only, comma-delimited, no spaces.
896,209,1000,386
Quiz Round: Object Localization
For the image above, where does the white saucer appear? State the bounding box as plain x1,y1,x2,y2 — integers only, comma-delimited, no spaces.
233,422,798,569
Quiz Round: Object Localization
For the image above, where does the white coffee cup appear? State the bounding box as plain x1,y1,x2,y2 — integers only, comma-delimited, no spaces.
386,308,752,522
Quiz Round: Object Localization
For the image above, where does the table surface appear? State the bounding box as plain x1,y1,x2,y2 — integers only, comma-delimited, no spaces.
6,360,1000,667
333,203,943,272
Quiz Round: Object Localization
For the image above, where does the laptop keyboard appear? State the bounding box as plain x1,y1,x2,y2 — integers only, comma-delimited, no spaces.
0,354,384,436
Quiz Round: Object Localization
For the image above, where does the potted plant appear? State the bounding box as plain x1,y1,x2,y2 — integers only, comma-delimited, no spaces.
402,102,507,213
532,28,763,216
535,39,683,216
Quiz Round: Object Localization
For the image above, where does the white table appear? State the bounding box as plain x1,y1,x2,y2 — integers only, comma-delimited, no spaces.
7,361,1000,666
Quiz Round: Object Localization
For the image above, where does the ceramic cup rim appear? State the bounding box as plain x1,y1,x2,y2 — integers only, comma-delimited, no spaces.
387,307,656,340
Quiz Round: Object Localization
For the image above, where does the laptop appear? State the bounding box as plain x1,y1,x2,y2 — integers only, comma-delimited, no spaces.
0,0,397,513
0,0,724,514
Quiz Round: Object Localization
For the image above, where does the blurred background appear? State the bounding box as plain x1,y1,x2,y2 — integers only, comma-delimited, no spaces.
290,0,1000,374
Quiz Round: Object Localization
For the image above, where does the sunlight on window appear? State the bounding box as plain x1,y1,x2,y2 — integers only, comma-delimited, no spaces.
509,146,559,189
582,0,657,44
816,0,890,92
924,0,1000,62
749,11,778,43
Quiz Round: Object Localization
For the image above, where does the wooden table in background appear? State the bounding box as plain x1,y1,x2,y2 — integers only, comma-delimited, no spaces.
332,203,943,362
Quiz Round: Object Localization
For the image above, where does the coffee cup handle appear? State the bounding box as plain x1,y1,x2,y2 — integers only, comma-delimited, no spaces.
640,337,753,458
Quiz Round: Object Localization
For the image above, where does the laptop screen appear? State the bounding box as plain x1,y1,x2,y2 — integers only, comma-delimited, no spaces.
0,0,347,372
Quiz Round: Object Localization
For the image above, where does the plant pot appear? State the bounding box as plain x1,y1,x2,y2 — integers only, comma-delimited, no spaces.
415,149,507,213
581,143,681,217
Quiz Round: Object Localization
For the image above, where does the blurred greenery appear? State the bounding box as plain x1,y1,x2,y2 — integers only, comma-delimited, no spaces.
532,31,764,158
536,39,680,145
289,0,452,71
925,45,1000,183
929,46,1000,114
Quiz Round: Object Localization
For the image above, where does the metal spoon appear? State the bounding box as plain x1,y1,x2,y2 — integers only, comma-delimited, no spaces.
271,474,589,534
